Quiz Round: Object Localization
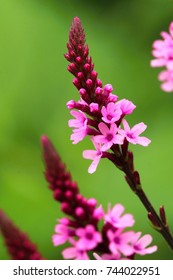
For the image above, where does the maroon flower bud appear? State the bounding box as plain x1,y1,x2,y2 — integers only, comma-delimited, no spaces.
0,210,44,260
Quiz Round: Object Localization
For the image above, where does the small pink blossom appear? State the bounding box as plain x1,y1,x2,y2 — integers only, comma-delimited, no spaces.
151,22,173,70
94,122,124,151
158,69,173,92
119,119,151,146
68,110,88,144
105,204,135,229
83,137,103,173
130,232,157,255
115,99,136,115
62,238,89,260
76,224,102,250
101,102,122,123
52,218,74,246
107,229,134,256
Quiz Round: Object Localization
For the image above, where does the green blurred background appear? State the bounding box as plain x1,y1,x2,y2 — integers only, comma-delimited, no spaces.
0,0,173,260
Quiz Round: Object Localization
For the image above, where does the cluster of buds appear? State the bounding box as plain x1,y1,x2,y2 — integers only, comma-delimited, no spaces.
65,17,151,175
151,21,173,92
42,136,157,260
0,210,44,260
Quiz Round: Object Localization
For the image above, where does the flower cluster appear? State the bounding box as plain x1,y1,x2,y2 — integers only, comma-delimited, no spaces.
53,204,157,260
151,21,173,92
65,17,151,174
41,136,157,260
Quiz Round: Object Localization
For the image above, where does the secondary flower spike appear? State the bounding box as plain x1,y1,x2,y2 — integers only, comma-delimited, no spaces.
41,136,157,260
65,17,151,173
151,21,173,92
0,210,44,260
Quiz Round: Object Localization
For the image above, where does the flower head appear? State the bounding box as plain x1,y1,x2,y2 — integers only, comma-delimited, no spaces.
94,122,124,151
119,119,151,146
107,229,134,256
105,204,135,229
101,102,122,123
68,110,88,144
115,99,136,115
158,69,173,92
76,224,102,250
130,232,157,255
151,22,173,70
151,21,173,92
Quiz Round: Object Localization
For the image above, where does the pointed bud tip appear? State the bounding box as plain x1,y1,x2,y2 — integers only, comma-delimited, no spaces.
71,17,83,32
40,135,50,147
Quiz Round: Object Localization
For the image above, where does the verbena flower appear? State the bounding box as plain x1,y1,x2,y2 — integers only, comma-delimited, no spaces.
94,122,124,151
118,119,151,146
104,204,135,228
129,232,157,255
151,21,173,92
65,17,151,173
101,102,122,124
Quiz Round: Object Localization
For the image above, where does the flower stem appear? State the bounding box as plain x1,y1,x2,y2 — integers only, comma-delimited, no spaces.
119,152,173,250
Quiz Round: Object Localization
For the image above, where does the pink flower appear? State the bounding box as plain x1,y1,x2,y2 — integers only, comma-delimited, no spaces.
158,69,173,92
130,232,157,255
94,122,124,151
105,204,135,229
119,119,151,146
107,229,134,256
151,22,173,70
101,102,122,123
76,224,102,250
52,218,74,246
62,238,89,260
68,110,88,144
115,99,136,115
83,137,103,173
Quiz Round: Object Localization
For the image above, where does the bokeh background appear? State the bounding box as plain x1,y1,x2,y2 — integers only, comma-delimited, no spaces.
0,0,173,260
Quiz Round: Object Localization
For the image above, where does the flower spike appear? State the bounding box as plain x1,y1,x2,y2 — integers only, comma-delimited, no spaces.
0,210,44,260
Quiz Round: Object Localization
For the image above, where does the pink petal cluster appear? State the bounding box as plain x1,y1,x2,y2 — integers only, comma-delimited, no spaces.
68,110,88,144
119,120,151,147
151,21,173,92
53,203,157,260
67,90,151,173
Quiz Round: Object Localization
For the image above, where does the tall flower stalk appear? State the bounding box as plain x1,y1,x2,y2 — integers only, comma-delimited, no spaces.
65,17,173,250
